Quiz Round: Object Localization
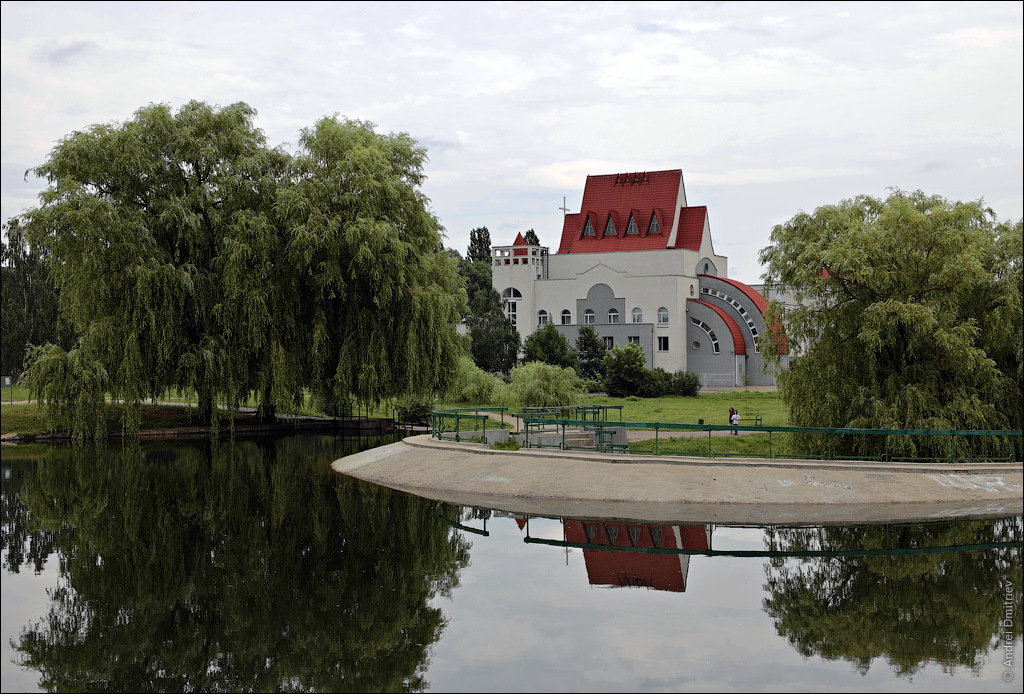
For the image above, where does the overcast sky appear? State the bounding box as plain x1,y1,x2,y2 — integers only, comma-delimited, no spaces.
2,1,1021,283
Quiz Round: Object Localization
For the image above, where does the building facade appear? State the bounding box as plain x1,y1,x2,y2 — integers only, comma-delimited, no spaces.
491,169,786,387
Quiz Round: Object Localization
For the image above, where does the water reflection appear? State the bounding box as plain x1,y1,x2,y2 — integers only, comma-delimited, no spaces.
444,508,1022,677
2,437,1022,691
2,436,470,692
761,520,1023,677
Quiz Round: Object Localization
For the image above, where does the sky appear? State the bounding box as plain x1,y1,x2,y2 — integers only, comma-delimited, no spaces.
2,1,1022,284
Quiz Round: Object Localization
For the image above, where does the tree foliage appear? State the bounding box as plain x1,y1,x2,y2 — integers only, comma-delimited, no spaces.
455,255,493,312
464,288,519,374
602,343,648,398
503,361,582,408
443,355,502,403
762,519,1022,677
285,115,466,413
523,228,540,246
523,323,576,368
5,436,470,691
759,190,1023,458
467,226,492,263
1,219,68,375
574,325,606,381
18,101,465,439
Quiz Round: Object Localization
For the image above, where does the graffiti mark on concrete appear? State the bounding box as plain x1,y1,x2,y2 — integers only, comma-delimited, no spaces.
928,474,1023,494
804,475,852,491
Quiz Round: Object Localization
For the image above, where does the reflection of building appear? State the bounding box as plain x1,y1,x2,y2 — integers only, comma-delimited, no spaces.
491,169,787,387
564,521,712,592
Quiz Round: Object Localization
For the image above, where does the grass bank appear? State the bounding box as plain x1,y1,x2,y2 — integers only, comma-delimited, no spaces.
0,402,266,437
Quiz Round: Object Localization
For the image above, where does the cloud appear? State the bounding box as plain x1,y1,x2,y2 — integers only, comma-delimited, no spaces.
689,167,873,186
38,40,100,66
936,27,1023,48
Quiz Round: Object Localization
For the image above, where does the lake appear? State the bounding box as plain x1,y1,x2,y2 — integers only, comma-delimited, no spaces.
1,434,1020,692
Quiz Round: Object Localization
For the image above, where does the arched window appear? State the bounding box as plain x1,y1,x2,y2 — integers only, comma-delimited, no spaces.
561,309,572,325
608,308,619,324
584,309,595,325
538,310,548,326
658,307,669,324
632,308,643,323
501,288,522,326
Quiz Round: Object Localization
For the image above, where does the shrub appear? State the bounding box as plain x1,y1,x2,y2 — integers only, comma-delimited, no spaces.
670,370,702,397
313,392,353,417
639,367,671,398
504,361,583,408
395,397,434,424
602,343,648,397
444,356,502,404
490,439,521,451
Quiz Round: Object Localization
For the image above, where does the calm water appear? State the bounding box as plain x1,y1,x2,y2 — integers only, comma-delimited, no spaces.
1,434,1021,692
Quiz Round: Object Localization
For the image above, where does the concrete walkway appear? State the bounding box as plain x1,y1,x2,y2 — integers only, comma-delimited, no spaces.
333,434,1023,525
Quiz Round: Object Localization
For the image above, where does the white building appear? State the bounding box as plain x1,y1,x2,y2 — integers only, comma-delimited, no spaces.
491,169,786,388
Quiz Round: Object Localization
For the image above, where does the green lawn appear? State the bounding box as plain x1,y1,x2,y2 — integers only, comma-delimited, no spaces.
629,432,793,458
436,390,787,429
1,384,33,403
580,390,788,427
0,402,267,436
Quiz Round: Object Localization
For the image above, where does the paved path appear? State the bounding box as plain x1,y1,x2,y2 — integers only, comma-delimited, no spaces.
334,434,1023,525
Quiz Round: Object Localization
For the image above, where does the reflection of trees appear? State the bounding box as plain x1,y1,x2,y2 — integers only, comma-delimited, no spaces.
762,519,1023,677
8,435,470,692
2,451,68,574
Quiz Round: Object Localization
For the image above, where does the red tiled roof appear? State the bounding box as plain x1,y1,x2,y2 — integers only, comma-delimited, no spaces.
673,206,706,251
512,232,527,256
557,170,684,254
688,299,746,355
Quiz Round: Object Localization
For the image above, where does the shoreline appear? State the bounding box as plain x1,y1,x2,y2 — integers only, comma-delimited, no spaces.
332,434,1024,525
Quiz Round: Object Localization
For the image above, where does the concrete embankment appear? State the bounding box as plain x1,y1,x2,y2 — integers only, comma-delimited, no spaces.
332,434,1023,525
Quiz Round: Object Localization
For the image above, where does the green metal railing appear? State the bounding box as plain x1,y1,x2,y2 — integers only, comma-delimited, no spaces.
431,407,508,442
433,411,1019,463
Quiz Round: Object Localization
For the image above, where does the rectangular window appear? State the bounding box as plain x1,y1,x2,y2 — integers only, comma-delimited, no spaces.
628,336,639,345
658,336,669,352
603,336,614,349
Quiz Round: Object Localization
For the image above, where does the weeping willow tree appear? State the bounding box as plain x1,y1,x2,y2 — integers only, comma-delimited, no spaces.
283,116,466,409
759,190,1022,460
20,102,465,439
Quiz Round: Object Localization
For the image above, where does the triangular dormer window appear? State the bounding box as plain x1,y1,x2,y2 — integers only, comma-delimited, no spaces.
626,215,639,235
604,216,616,238
648,214,662,235
582,218,595,236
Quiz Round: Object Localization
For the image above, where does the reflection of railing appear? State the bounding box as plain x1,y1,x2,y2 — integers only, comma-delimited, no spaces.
431,407,508,442
511,517,1023,558
523,534,1021,558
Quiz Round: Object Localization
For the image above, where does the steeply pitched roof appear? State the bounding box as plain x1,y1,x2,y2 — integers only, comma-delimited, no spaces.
673,206,706,251
558,170,685,254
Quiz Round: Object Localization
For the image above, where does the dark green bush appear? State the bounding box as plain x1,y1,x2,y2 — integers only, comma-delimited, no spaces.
670,371,702,397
